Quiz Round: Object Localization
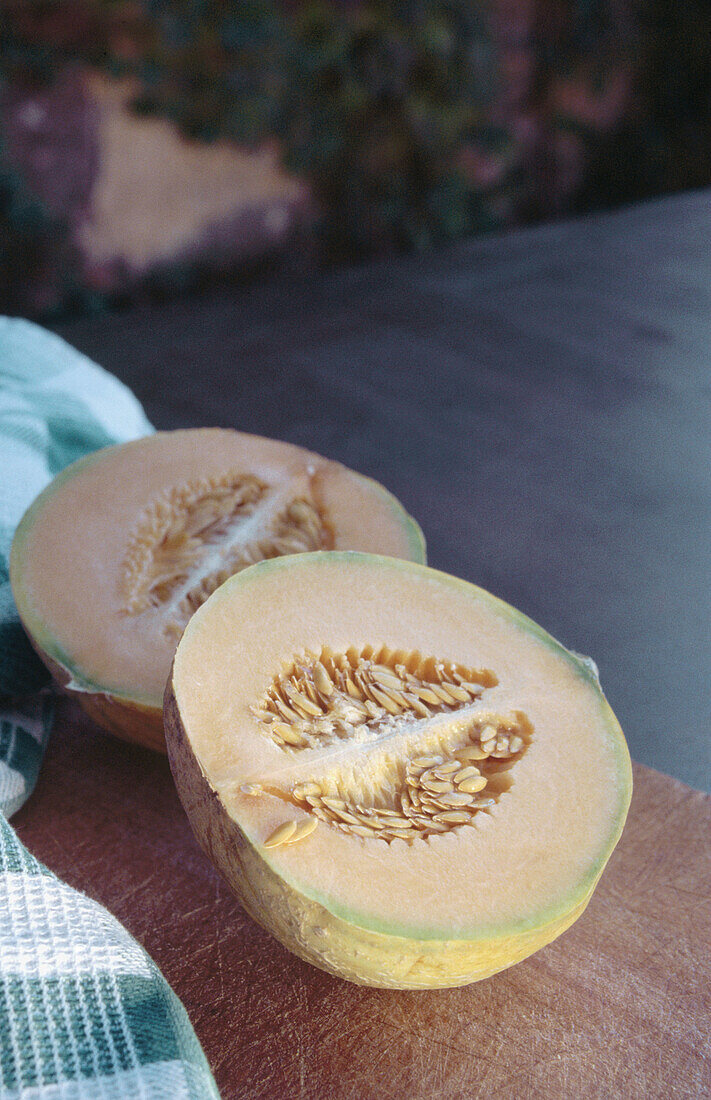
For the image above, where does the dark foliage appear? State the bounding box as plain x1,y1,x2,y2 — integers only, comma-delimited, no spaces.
275,3,504,256
1,0,710,317
129,1,505,255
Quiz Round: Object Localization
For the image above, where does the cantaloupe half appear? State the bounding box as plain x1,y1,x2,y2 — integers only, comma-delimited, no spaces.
10,430,424,751
165,552,632,989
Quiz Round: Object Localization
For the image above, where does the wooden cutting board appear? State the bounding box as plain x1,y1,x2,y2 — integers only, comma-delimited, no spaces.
14,699,711,1099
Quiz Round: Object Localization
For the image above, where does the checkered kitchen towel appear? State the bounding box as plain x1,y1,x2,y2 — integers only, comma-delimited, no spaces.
0,319,219,1098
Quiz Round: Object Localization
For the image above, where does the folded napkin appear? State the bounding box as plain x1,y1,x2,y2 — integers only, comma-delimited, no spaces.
1,319,219,1098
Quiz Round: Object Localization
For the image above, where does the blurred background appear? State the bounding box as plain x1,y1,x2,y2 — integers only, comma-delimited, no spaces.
1,0,709,321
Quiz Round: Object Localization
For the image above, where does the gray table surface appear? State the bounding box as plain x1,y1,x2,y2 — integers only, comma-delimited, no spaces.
58,189,711,793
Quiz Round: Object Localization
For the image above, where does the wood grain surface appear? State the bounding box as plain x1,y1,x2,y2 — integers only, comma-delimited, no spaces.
13,698,711,1099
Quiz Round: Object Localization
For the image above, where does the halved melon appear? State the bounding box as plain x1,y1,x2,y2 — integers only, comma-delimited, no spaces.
10,430,424,750
165,552,632,989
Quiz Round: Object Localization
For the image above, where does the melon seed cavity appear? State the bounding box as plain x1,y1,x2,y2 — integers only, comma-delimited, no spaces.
250,647,532,846
120,471,330,636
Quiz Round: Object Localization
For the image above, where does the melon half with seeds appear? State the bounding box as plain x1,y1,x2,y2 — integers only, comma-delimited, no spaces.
10,430,425,751
165,552,632,989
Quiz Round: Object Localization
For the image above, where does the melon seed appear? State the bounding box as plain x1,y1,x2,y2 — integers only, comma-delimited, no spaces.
272,721,298,741
458,776,488,794
417,687,442,705
368,685,403,715
412,755,443,768
294,782,321,799
433,762,462,777
337,811,364,827
421,779,454,794
454,766,481,783
438,791,477,807
264,820,298,848
370,667,404,690
404,693,432,717
284,818,319,844
313,663,334,695
285,685,323,717
457,745,489,761
279,725,307,747
442,683,471,703
322,797,346,811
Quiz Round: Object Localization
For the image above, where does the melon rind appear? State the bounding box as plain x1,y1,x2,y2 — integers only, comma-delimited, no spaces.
164,552,633,988
22,630,166,753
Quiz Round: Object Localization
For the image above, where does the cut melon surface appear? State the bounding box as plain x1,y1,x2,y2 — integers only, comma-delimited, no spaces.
165,552,632,989
10,430,424,750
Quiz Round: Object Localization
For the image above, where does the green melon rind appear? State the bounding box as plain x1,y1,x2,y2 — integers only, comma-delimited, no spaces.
176,551,633,944
9,452,426,707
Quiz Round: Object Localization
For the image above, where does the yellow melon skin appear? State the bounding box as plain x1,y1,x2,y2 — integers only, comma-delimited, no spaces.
165,681,599,989
74,694,166,753
27,640,166,753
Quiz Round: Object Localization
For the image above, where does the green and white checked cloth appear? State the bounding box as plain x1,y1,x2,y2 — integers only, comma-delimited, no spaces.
0,319,219,1099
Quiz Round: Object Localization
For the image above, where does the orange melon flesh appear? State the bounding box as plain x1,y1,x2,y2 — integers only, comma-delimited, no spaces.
10,430,424,751
166,552,632,988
